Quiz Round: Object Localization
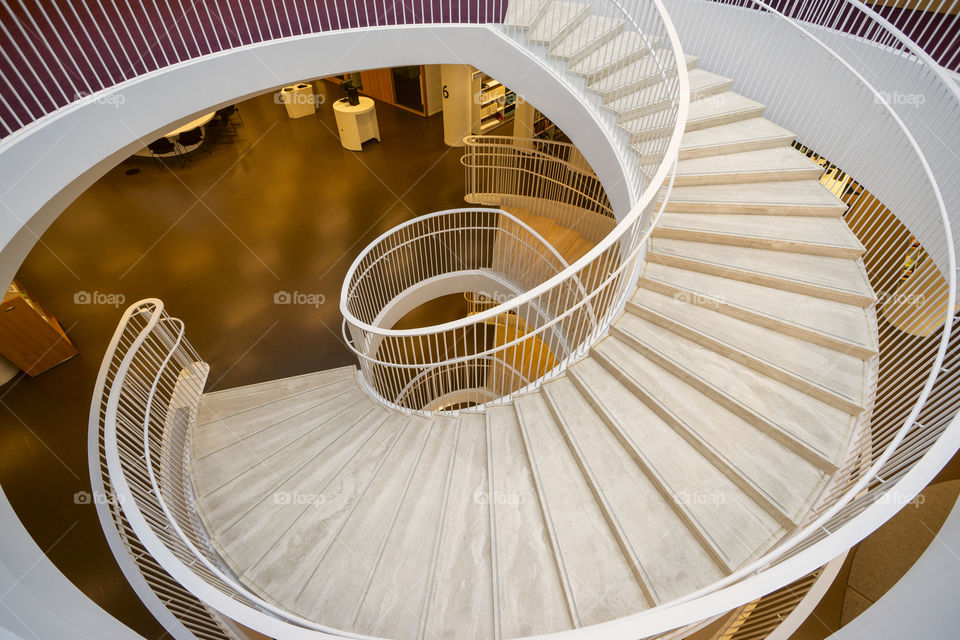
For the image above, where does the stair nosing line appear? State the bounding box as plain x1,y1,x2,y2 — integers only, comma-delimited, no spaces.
485,413,503,640
292,417,413,606
351,418,439,629
567,362,734,574
199,365,355,400
541,383,661,606
417,417,464,640
514,401,582,628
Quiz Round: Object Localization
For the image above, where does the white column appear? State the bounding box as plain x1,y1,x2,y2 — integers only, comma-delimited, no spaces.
440,64,474,147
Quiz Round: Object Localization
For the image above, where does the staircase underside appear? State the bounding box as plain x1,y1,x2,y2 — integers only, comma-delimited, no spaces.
189,3,879,638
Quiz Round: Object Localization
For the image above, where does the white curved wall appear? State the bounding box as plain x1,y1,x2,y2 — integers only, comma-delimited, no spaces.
0,24,632,296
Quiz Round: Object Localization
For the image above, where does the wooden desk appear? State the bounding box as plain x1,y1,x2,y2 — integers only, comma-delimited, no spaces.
0,281,78,376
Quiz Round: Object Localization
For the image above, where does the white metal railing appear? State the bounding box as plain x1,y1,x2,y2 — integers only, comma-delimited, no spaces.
341,207,596,411
462,135,617,243
88,299,243,640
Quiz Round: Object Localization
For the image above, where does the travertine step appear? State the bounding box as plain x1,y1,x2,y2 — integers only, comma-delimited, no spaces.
578,342,786,570
503,0,548,28
486,405,573,636
585,338,826,525
676,118,796,159
514,392,649,626
658,181,848,216
639,262,877,357
627,287,871,412
197,366,356,424
420,414,495,639
606,68,732,119
569,31,664,78
529,1,591,43
542,377,726,603
654,212,865,258
648,238,875,306
351,416,461,638
623,91,764,137
550,14,625,62
588,52,698,96
674,147,824,186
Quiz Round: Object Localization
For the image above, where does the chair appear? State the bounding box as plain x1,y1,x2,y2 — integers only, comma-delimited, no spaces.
216,104,243,126
212,106,239,141
146,137,184,169
176,127,210,154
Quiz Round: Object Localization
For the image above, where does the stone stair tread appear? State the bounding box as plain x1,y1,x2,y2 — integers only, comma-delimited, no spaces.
675,118,795,159
514,393,649,626
649,237,875,305
640,261,877,355
659,180,848,215
421,414,496,639
584,337,825,523
529,1,591,43
579,342,786,569
569,31,663,76
674,147,824,185
606,68,732,115
486,405,573,636
350,416,461,638
542,376,726,602
615,306,857,464
287,414,435,630
192,378,358,459
503,0,548,28
550,14,625,59
655,212,865,255
588,52,698,95
197,366,356,423
629,287,870,408
244,412,414,614
623,91,763,135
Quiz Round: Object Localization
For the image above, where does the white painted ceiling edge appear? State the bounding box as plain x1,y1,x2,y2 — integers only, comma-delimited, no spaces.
0,23,630,638
0,24,632,295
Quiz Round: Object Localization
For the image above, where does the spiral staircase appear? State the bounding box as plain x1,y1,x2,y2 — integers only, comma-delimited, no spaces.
0,0,957,639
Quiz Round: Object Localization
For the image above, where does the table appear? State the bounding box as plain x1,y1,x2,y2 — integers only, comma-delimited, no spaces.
133,111,216,157
333,97,380,151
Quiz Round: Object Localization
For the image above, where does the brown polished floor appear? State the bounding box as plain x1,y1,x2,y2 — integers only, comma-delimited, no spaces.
0,82,477,637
